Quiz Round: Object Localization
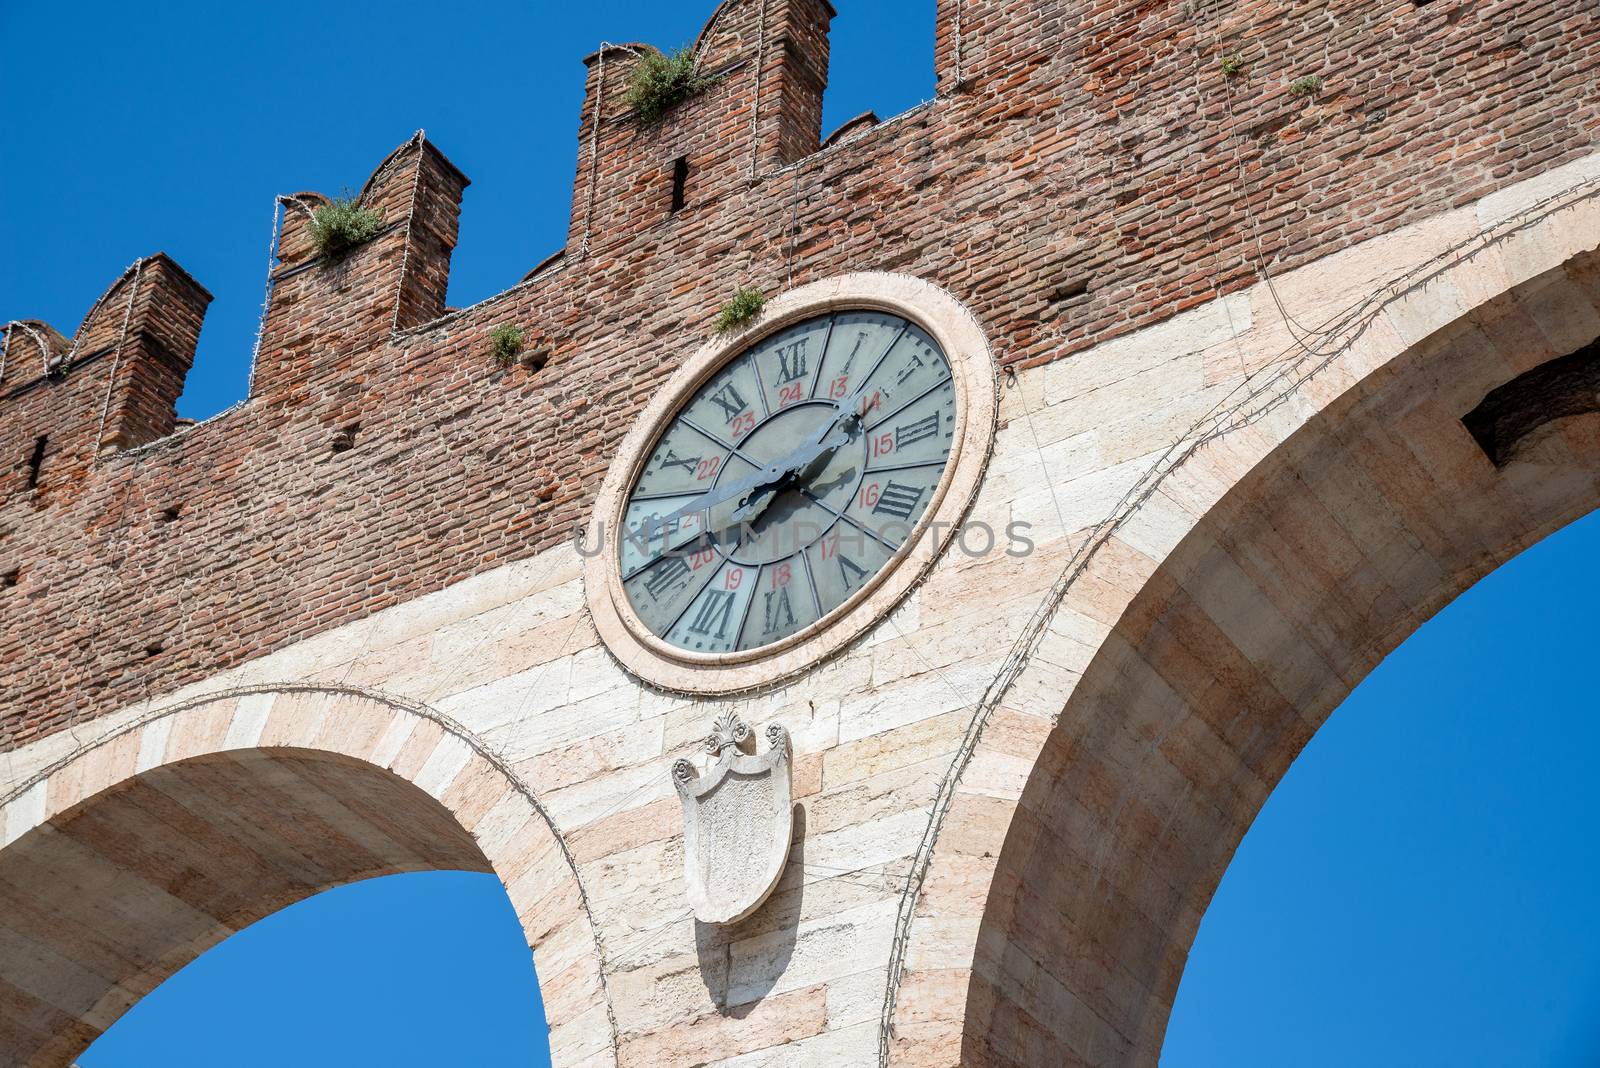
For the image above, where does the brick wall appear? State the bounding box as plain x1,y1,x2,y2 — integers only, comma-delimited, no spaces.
2,0,1596,749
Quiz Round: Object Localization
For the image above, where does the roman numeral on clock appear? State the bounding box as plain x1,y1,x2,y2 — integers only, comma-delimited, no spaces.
687,589,737,639
708,382,748,420
872,481,925,521
774,341,808,384
838,553,869,592
761,587,796,634
659,449,699,475
895,349,926,384
841,331,868,374
895,414,939,448
643,556,691,602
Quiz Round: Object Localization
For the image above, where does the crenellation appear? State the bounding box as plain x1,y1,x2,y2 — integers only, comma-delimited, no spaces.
570,0,835,255
253,135,470,400
96,255,213,452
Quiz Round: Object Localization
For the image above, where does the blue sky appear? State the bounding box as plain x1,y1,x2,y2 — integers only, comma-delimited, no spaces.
79,871,548,1067
6,2,1598,1066
0,0,935,421
1164,508,1600,1067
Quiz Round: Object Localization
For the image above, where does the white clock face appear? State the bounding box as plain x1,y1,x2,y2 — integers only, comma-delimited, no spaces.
617,311,957,654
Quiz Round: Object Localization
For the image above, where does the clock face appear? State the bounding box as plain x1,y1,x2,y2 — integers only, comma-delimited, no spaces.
617,311,957,655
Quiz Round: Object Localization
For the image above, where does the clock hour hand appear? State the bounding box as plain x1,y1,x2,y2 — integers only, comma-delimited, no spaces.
730,427,851,525
657,466,779,529
660,430,850,529
734,386,882,527
656,382,882,538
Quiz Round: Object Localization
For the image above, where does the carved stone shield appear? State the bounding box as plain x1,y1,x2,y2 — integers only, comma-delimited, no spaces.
672,712,793,925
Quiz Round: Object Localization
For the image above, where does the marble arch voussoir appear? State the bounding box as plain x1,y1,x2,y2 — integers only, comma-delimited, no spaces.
889,159,1600,1066
0,686,617,1068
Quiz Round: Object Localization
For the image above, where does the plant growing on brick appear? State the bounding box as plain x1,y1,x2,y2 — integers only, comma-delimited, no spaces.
489,323,526,368
715,288,766,334
1288,74,1325,97
1220,53,1246,76
626,46,718,124
307,194,386,259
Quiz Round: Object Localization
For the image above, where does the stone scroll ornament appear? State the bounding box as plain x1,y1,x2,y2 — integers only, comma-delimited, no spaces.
672,711,794,925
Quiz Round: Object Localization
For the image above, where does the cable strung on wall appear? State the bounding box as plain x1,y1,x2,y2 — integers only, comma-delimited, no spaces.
0,681,624,1065
580,43,641,257
390,131,429,336
0,321,56,386
952,0,964,90
748,0,768,180
245,196,285,399
92,257,146,466
874,167,1600,1065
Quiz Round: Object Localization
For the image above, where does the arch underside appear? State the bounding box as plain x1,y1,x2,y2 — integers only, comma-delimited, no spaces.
964,253,1600,1065
0,747,491,1064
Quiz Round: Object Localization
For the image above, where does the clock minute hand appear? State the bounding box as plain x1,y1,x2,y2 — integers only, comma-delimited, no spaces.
822,375,885,441
658,466,778,528
732,388,878,526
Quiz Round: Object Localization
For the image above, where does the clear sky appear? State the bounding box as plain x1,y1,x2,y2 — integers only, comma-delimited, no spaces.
1164,508,1600,1067
6,2,1597,1066
0,0,935,421
78,871,549,1067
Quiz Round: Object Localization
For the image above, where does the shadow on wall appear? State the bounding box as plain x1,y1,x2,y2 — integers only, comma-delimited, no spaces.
696,805,807,1012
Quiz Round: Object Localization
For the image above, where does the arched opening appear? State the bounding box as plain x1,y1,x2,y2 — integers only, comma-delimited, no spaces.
1,747,492,1060
0,689,614,1068
952,237,1600,1062
77,870,545,1066
1161,508,1600,1064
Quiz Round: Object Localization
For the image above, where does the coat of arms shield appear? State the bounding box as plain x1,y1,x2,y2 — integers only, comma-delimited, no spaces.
671,712,793,925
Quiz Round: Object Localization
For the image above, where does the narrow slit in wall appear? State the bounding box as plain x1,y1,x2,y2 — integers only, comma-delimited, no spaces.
26,435,47,490
670,156,690,214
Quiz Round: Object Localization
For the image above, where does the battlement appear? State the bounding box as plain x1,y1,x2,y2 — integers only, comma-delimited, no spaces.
2,0,1596,747
0,0,851,452
252,135,469,400
2,256,210,508
570,0,835,252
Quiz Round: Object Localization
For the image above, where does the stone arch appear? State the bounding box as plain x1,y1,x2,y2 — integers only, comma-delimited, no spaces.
885,169,1600,1064
0,686,616,1068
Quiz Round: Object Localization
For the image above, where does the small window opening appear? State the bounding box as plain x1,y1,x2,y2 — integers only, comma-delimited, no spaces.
2,569,18,588
144,642,165,658
159,505,182,523
669,156,690,214
25,436,47,490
